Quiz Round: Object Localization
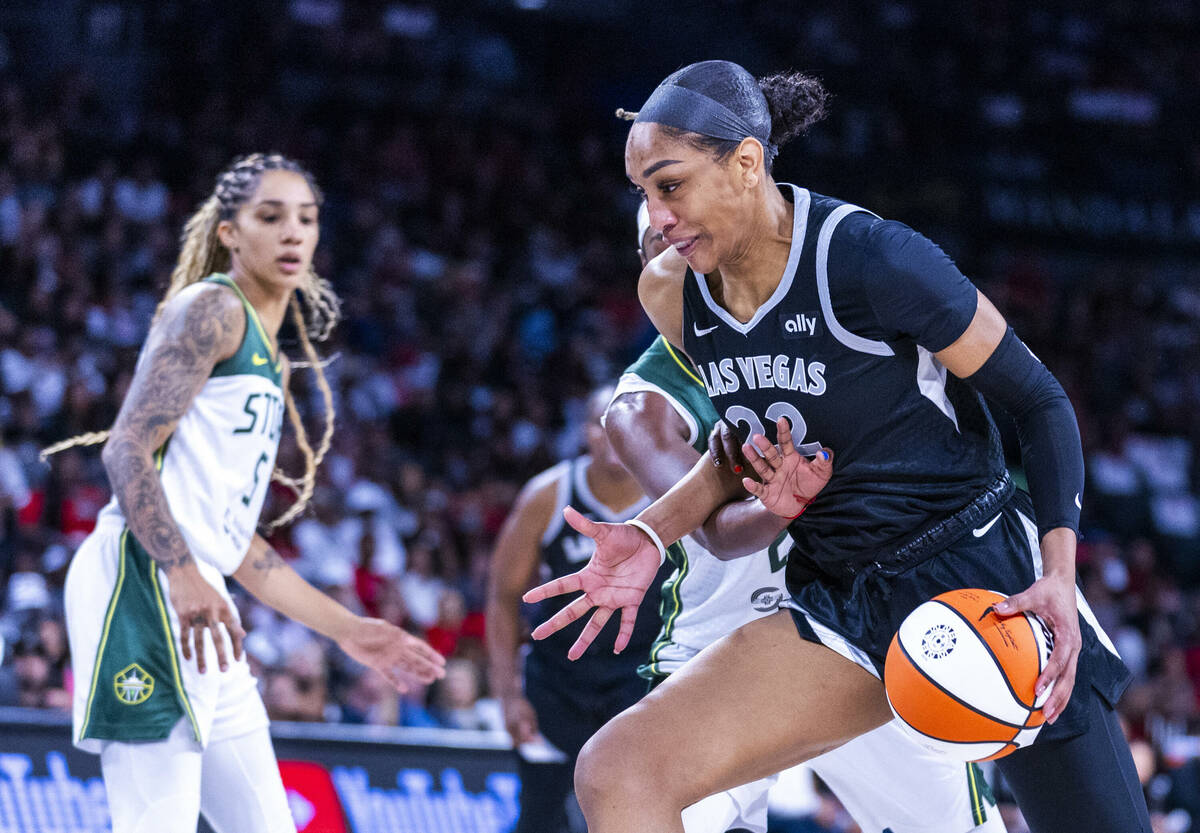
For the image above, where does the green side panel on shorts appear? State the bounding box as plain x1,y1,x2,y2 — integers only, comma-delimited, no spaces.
967,761,995,825
624,337,717,454
638,539,690,682
79,529,200,743
204,274,284,384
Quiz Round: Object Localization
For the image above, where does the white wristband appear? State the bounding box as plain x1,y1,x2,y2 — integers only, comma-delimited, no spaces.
625,519,667,567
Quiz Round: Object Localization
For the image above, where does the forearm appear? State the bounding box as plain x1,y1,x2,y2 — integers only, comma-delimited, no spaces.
635,453,743,546
103,439,195,572
608,406,778,556
966,327,1084,538
697,496,790,559
1038,528,1077,581
485,596,525,699
233,536,356,642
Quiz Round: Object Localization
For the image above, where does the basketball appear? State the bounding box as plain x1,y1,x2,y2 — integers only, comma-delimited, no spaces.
884,588,1055,762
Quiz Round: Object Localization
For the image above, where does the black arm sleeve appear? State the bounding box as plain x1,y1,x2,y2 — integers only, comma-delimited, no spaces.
966,328,1084,538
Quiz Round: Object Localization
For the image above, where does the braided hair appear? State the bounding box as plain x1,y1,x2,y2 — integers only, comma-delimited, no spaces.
43,153,341,531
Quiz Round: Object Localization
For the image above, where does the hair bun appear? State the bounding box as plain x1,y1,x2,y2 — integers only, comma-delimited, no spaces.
757,72,830,148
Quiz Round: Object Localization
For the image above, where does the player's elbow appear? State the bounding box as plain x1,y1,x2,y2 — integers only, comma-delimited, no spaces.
602,399,638,457
692,525,760,560
99,430,146,483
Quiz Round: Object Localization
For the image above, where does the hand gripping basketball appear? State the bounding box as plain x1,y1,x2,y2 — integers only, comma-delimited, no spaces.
740,416,833,518
994,572,1081,724
522,506,664,661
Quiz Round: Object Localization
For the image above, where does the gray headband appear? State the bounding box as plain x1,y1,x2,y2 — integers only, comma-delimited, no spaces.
635,84,776,157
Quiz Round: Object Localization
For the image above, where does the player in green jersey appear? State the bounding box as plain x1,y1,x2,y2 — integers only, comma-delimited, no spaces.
47,154,445,833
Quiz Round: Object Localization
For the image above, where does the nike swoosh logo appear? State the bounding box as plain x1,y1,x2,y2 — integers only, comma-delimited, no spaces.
1075,493,1082,510
252,353,269,366
693,322,719,337
972,514,1002,537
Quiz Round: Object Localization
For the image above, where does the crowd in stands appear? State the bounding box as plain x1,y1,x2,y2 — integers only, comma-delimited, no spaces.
0,1,1198,831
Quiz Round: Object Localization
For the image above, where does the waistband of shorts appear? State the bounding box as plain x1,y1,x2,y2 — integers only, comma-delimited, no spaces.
869,471,1014,577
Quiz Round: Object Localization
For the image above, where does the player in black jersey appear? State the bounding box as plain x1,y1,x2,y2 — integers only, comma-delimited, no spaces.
525,61,1150,833
486,386,668,833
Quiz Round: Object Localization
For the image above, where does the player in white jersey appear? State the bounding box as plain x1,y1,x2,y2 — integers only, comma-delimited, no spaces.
46,154,446,833
597,205,1004,833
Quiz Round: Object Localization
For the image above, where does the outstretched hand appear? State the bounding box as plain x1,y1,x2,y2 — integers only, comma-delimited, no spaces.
338,618,447,693
523,506,664,660
739,417,833,518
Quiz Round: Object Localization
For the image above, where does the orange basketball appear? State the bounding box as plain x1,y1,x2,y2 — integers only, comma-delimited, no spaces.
884,588,1054,761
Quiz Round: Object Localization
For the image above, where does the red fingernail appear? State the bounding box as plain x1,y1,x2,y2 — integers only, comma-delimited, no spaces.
734,465,742,473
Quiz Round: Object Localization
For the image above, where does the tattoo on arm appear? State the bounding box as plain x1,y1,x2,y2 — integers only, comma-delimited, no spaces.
103,287,244,572
251,544,287,577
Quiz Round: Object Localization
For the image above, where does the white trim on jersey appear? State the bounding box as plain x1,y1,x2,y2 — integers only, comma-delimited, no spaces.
779,596,881,678
815,202,894,357
917,346,961,431
694,185,811,335
572,455,650,522
612,373,701,448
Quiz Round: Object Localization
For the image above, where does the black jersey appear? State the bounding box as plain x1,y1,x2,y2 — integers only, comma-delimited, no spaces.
681,185,1008,576
522,456,666,687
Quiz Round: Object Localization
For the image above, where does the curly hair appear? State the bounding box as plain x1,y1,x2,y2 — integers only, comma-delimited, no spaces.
758,71,831,151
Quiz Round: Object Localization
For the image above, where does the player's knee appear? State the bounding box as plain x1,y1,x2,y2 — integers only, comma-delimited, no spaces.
573,728,625,810
574,712,669,810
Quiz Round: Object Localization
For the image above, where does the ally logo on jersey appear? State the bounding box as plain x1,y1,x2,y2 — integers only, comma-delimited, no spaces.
780,311,821,339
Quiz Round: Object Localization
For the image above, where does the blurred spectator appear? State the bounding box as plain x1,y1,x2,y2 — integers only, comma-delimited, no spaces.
768,775,861,833
429,658,502,732
264,642,330,723
424,588,485,659
0,615,70,711
399,538,448,630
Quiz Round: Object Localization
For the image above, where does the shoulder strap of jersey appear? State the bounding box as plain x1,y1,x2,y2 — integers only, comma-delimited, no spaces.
204,274,284,381
205,275,279,361
812,204,896,357
538,460,574,546
571,455,649,521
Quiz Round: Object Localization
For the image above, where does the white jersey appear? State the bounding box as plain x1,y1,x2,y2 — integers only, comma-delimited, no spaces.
96,275,284,575
643,529,791,678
